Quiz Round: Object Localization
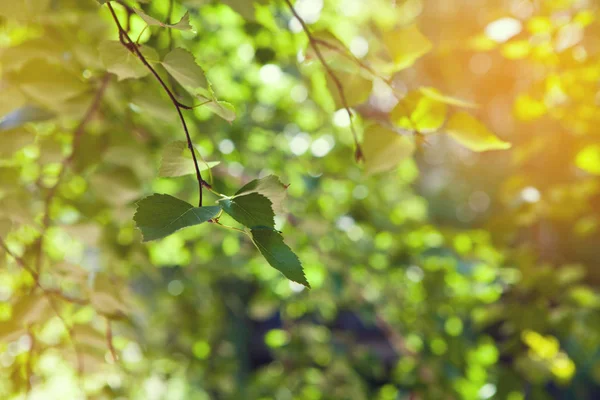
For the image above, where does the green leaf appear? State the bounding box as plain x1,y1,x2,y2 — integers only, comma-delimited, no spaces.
99,41,159,81
159,140,220,177
445,112,511,152
219,193,275,229
362,124,415,175
162,48,209,91
251,227,309,288
390,90,447,133
200,97,236,122
235,175,288,214
219,0,268,21
9,61,87,106
325,69,373,110
134,193,220,241
383,24,432,71
419,87,478,109
134,9,192,31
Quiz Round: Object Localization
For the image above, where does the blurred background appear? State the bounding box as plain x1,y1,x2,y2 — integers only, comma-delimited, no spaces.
1,0,600,399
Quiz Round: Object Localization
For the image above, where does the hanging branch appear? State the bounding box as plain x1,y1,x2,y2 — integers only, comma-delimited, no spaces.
34,74,111,279
0,238,86,375
106,2,206,206
283,0,363,162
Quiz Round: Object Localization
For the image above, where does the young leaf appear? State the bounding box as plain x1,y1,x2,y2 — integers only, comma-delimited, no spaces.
219,193,275,229
235,175,288,214
383,24,432,71
161,48,209,91
362,124,415,175
99,41,159,81
391,90,447,133
445,112,511,152
251,227,310,288
134,9,192,31
419,87,478,109
159,141,220,177
134,193,220,241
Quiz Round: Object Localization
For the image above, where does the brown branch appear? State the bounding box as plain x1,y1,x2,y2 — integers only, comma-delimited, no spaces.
106,318,118,363
34,74,111,280
284,0,363,161
106,2,205,206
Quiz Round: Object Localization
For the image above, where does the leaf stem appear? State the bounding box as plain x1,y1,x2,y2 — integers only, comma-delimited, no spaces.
106,2,205,206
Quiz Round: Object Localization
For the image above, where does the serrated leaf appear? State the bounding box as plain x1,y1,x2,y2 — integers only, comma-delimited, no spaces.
201,98,236,122
251,227,309,288
419,87,478,109
235,175,287,214
390,90,447,133
135,9,192,30
363,124,415,175
162,48,209,91
134,193,220,241
99,41,159,81
325,68,372,110
219,193,275,229
445,112,511,152
383,24,432,71
159,140,220,177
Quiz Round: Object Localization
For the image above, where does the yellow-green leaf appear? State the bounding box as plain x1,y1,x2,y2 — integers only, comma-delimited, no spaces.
575,145,600,175
383,24,432,71
391,91,447,133
362,124,415,175
445,112,511,152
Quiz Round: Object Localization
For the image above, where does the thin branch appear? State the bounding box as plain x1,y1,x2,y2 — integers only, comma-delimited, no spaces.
284,0,363,161
106,318,118,363
36,74,111,277
1,237,86,375
106,2,205,206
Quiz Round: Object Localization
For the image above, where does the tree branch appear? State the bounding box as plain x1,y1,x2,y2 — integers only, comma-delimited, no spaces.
106,2,205,206
284,0,363,161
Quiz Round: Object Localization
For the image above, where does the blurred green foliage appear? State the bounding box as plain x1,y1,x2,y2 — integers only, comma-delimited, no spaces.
1,0,600,399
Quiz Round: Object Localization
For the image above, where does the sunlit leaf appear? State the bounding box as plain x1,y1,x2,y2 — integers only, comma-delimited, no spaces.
325,69,372,110
445,112,511,152
391,90,447,133
251,227,309,288
419,87,478,109
134,9,192,31
575,145,600,175
362,124,415,175
99,41,159,81
159,141,220,177
383,24,432,71
235,175,288,214
162,48,209,91
134,193,220,241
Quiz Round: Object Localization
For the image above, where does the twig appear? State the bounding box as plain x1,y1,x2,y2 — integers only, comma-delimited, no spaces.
284,0,363,161
106,318,118,363
35,75,111,278
106,2,205,206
